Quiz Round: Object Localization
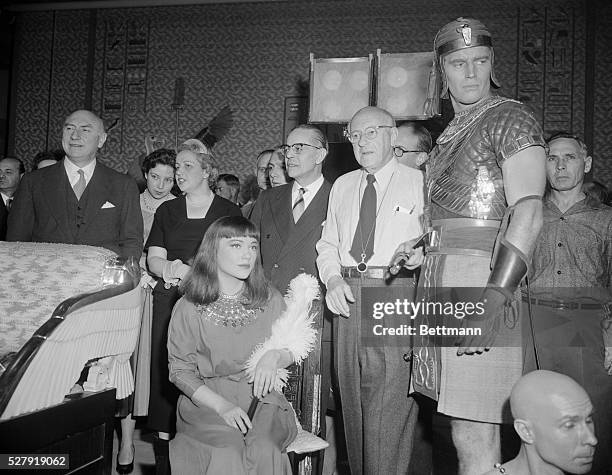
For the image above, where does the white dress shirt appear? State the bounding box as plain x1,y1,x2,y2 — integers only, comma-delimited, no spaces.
316,158,424,285
291,174,324,211
64,158,96,188
1,192,11,207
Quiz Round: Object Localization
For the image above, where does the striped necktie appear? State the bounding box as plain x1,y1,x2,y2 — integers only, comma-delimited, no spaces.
292,187,306,223
73,169,86,201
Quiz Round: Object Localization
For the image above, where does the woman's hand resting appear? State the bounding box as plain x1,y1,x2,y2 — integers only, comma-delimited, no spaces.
252,350,281,398
216,398,252,434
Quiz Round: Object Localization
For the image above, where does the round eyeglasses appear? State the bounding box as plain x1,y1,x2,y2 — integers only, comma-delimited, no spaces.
280,143,323,157
393,147,423,158
345,125,393,144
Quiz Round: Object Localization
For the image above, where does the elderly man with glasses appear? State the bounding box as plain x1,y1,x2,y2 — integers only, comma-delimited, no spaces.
316,106,425,475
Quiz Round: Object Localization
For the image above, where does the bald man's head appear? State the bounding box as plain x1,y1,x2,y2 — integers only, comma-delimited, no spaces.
347,106,397,174
511,370,597,474
62,110,107,166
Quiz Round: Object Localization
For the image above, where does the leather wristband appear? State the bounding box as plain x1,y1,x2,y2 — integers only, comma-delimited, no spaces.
487,240,528,301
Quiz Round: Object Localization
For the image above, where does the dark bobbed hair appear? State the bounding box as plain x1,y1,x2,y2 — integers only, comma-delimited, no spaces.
180,216,270,308
142,148,176,175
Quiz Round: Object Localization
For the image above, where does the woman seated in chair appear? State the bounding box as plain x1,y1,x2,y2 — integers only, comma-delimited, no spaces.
167,216,297,474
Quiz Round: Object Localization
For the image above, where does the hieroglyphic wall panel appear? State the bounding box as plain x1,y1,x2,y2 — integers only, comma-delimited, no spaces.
517,8,545,124
570,2,586,143
543,6,574,134
593,1,612,186
518,5,584,137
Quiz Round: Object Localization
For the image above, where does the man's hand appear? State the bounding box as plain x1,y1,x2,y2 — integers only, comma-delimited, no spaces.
252,350,281,398
602,316,612,375
389,240,425,272
456,287,508,356
215,398,252,434
325,275,355,317
605,347,612,375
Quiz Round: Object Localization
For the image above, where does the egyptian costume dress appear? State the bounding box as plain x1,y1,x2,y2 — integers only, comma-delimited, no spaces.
168,288,297,474
412,94,545,423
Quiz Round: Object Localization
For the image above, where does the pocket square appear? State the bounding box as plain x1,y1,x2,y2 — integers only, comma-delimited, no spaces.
101,201,115,209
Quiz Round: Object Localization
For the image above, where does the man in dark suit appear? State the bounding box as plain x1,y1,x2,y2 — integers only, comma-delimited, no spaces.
249,124,333,472
0,156,25,240
7,110,142,259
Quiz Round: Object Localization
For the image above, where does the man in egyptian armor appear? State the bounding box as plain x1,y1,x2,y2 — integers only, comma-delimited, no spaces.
400,17,547,475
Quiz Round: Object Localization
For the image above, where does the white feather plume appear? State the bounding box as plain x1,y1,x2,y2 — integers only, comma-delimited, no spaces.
245,273,320,392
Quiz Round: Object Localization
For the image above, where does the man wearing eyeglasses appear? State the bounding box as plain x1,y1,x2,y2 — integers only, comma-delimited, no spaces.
316,106,425,475
404,18,547,475
250,124,334,470
394,121,432,169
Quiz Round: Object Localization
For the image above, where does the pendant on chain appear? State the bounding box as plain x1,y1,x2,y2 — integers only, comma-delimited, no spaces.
357,253,368,273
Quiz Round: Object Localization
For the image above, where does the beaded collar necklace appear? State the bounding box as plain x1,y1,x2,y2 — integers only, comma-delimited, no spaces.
196,287,262,327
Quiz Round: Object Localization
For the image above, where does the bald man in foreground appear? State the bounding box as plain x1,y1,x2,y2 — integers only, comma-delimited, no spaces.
484,370,597,475
8,109,142,258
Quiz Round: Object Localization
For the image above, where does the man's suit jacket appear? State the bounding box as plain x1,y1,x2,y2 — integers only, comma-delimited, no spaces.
7,160,143,259
250,180,332,296
0,198,7,240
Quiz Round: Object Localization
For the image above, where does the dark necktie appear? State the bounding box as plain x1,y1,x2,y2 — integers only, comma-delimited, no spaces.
350,174,377,265
6,197,12,210
293,187,306,223
73,169,86,201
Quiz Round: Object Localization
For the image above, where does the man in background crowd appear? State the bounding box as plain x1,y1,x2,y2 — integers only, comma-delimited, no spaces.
7,109,142,259
32,149,63,169
394,121,432,169
523,132,612,473
0,156,25,240
215,173,240,204
250,124,334,472
256,149,273,190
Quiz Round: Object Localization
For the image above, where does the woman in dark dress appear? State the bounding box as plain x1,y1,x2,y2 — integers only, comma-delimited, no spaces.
145,139,241,473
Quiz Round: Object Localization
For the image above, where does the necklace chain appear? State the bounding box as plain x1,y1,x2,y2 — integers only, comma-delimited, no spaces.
142,190,169,213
